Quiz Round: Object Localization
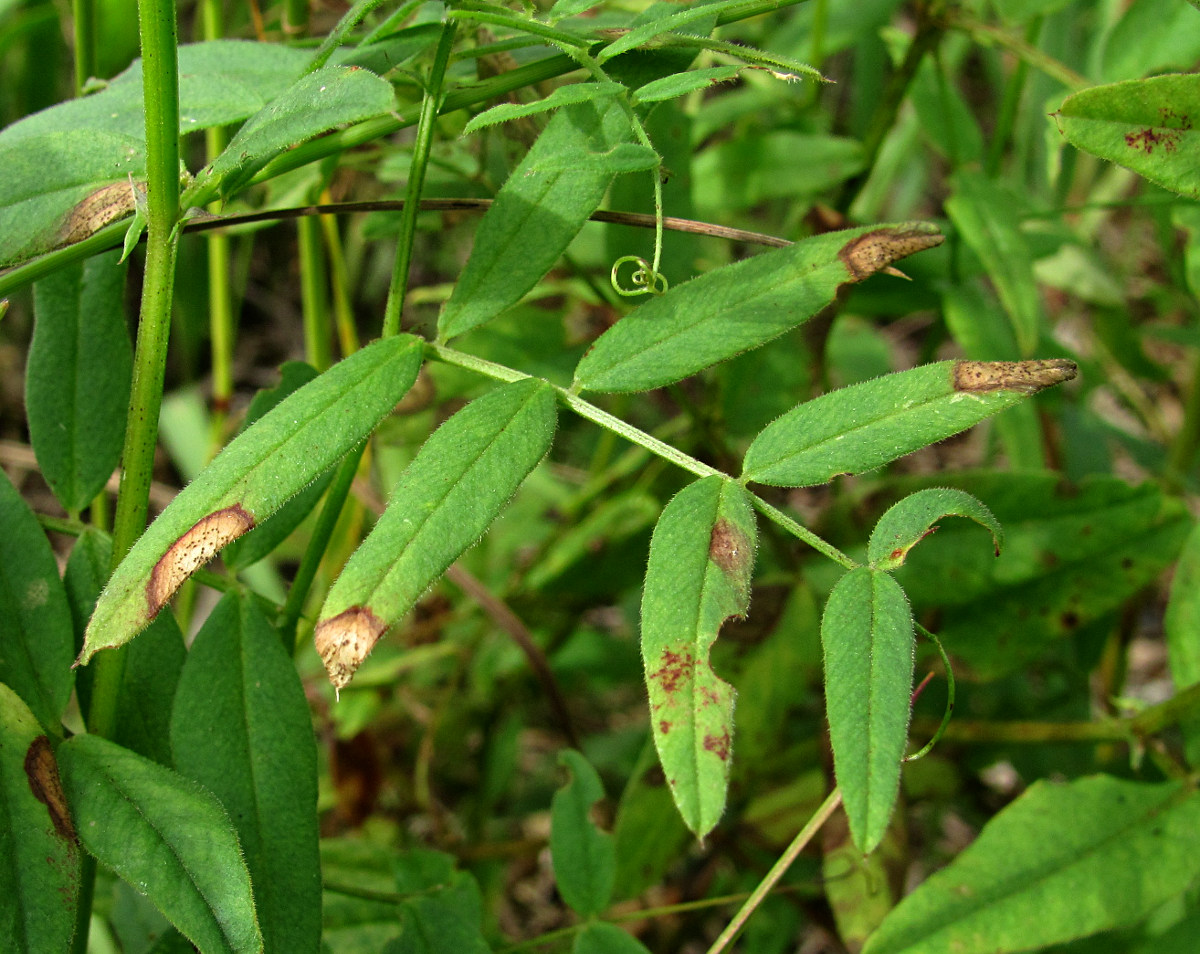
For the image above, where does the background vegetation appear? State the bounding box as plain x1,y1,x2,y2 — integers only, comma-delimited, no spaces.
3,0,1200,952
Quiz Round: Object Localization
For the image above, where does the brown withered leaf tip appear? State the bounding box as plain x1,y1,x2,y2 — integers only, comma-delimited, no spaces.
25,736,77,844
953,359,1077,395
147,505,255,616
838,226,944,283
315,606,388,691
57,181,139,248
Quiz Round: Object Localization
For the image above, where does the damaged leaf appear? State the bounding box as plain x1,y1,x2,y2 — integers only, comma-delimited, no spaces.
79,335,424,665
315,378,557,689
573,223,942,393
868,488,1003,572
742,359,1076,487
640,476,757,840
0,686,79,954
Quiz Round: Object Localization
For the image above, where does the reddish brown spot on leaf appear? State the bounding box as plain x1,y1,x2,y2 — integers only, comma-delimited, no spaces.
703,730,731,761
147,505,255,616
838,226,943,283
659,719,672,735
649,648,696,694
316,605,388,690
1124,110,1191,155
952,359,1076,395
25,736,76,844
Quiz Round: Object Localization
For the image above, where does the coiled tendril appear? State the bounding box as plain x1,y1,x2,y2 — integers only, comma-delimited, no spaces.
610,255,669,297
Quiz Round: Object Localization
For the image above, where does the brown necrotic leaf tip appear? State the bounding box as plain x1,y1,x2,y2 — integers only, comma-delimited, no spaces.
315,607,388,692
838,225,944,283
953,359,1077,394
147,506,255,616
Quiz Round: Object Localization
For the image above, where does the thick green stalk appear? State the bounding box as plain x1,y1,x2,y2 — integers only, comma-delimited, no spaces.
75,6,182,952
279,443,366,653
382,19,458,337
72,0,97,94
298,213,332,370
201,0,234,442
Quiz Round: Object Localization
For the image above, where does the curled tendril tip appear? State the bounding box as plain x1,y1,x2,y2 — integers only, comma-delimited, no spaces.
611,255,669,297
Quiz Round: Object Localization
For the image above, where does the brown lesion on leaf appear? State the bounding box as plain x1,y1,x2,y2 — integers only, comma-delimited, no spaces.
1124,108,1192,154
658,719,672,735
952,359,1077,395
703,729,731,761
316,605,388,691
56,180,140,248
838,225,944,283
147,505,255,616
649,648,696,695
709,518,751,576
25,736,77,844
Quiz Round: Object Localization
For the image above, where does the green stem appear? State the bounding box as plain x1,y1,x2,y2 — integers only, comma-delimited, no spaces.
0,0,820,299
71,0,97,94
835,17,941,214
298,213,332,370
984,16,1041,176
320,207,361,357
76,5,181,952
1166,351,1200,487
201,0,234,442
429,344,722,478
706,788,843,954
382,20,458,338
279,443,366,653
283,0,308,37
747,495,856,568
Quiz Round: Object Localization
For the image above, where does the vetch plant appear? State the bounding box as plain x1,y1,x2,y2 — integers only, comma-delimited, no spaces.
3,1,1200,953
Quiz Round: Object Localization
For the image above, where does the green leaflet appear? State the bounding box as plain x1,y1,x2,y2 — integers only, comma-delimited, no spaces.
462,81,626,136
57,735,264,954
944,170,1042,356
27,250,131,514
1057,74,1200,199
0,685,79,954
863,778,1200,954
892,472,1190,679
438,99,637,340
640,476,757,840
171,593,321,954
741,359,1076,487
573,922,654,954
632,66,743,104
0,470,75,734
573,224,941,393
868,488,1003,572
221,361,336,571
195,64,396,200
80,334,424,665
381,850,491,954
821,567,914,854
315,378,557,689
0,41,313,267
550,750,616,917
